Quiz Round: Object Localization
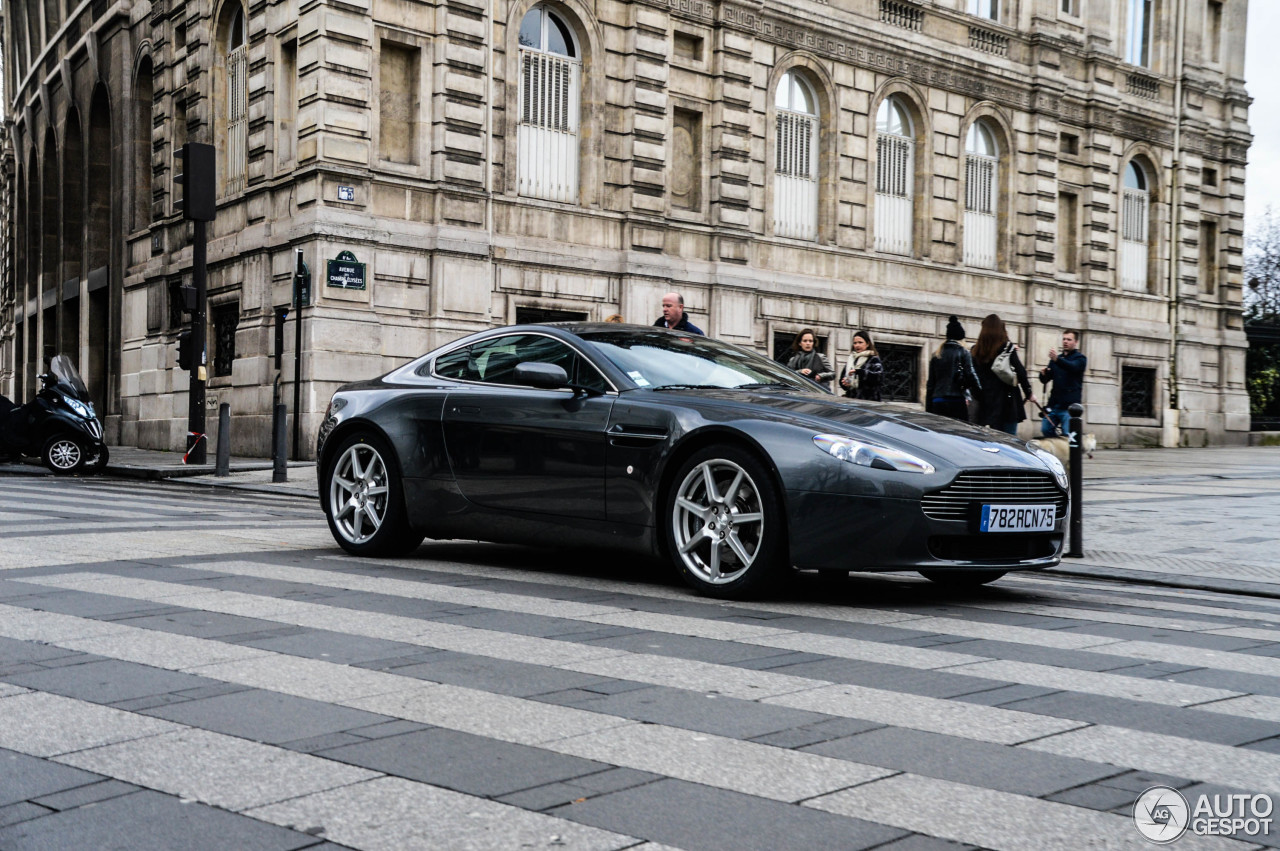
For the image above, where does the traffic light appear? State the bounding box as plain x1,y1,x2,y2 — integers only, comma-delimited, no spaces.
177,330,194,371
174,142,216,222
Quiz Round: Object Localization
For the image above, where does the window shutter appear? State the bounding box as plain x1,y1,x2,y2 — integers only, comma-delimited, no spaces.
1121,188,1150,291
773,109,817,240
875,134,913,254
518,49,581,203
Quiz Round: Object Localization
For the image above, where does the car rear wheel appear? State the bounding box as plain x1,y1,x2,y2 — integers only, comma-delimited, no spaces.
665,445,785,598
43,436,85,474
919,569,1007,587
324,433,422,557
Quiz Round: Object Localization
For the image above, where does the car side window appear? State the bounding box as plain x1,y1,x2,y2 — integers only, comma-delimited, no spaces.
433,334,609,392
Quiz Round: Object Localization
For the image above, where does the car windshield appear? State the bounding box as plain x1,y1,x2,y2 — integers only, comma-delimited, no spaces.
579,330,825,393
49,354,90,400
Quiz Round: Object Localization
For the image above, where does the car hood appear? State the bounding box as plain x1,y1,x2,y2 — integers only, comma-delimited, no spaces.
645,387,1049,471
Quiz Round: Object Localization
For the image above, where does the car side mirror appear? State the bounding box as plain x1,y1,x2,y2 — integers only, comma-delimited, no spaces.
513,362,570,390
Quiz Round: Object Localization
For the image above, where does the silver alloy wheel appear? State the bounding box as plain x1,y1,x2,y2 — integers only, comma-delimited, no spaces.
47,439,82,471
329,443,391,545
671,458,765,585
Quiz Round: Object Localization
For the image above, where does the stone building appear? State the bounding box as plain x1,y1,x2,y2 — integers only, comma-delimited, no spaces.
0,0,1253,454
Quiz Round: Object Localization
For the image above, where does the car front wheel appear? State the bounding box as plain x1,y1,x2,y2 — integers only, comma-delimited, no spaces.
665,445,785,598
324,433,422,557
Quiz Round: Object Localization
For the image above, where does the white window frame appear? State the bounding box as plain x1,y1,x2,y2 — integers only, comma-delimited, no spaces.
773,71,818,241
1126,0,1153,67
225,7,248,195
875,96,914,256
968,0,998,21
1121,162,1151,292
517,6,581,204
963,122,998,269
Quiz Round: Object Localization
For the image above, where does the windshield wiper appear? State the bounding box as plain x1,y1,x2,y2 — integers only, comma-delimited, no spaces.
650,384,727,391
736,382,799,390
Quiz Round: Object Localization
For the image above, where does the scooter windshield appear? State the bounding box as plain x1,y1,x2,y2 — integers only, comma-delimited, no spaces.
50,355,91,401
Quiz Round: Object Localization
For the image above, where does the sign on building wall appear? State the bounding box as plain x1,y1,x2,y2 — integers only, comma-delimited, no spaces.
326,251,366,290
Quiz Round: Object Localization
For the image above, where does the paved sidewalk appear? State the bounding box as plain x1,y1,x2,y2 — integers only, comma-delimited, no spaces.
5,444,1278,598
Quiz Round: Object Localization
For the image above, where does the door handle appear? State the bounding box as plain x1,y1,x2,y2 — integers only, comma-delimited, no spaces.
451,406,480,414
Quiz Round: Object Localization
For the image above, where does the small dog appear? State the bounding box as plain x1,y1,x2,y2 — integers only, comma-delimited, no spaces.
1029,433,1096,471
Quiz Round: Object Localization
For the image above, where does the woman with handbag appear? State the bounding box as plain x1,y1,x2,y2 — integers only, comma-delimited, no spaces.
839,330,884,401
970,313,1037,434
786,329,836,389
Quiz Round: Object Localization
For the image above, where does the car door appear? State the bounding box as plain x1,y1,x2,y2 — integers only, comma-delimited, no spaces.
438,333,614,520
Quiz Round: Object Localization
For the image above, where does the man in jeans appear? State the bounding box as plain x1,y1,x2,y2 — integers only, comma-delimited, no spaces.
1039,329,1086,436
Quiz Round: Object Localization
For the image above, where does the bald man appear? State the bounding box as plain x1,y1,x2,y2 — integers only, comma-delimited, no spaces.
652,292,704,335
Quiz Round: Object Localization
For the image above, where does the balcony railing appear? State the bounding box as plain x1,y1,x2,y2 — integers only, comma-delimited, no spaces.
969,26,1009,56
1127,73,1160,100
880,0,923,31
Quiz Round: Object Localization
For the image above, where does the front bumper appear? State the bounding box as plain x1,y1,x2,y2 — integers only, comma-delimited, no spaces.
786,490,1065,572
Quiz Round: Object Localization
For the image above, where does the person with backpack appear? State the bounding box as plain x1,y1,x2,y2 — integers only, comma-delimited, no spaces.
970,314,1036,435
926,316,981,422
839,330,884,401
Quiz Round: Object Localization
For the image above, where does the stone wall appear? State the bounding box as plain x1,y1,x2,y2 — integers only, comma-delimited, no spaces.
2,0,1254,455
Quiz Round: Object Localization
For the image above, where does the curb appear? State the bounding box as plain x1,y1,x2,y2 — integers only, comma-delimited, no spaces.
1045,563,1280,600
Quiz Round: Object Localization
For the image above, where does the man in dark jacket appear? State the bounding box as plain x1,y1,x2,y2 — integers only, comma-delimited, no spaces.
1039,329,1086,437
653,292,704,335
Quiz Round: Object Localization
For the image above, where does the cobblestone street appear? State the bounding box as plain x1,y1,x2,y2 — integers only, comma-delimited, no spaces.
0,448,1279,849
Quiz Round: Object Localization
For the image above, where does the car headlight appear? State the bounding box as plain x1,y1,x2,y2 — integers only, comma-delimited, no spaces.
813,434,935,474
1035,449,1069,490
65,398,92,419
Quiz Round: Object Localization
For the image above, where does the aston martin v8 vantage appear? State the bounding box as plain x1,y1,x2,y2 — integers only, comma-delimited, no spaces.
316,324,1068,597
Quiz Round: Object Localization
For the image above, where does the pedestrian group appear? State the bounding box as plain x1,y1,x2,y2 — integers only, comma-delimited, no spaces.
646,293,1083,435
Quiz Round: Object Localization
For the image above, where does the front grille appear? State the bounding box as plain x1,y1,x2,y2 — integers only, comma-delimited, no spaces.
921,471,1066,521
929,534,1061,562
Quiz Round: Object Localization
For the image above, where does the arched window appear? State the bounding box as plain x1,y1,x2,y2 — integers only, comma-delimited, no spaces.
133,56,154,231
224,5,249,194
875,96,914,255
517,5,581,203
963,121,998,269
1121,160,1151,291
773,70,818,240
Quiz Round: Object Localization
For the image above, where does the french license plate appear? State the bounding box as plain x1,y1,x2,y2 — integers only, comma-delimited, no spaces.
979,504,1055,533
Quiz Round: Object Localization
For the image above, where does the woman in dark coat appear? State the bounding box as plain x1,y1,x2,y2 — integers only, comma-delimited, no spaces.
839,330,884,401
926,316,981,422
786,328,836,389
970,313,1037,434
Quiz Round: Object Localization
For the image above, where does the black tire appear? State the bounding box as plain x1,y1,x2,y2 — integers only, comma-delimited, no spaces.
919,569,1007,588
663,444,787,598
322,432,423,557
86,444,110,474
42,435,86,475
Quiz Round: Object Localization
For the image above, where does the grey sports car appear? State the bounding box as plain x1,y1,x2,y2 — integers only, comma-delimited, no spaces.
316,323,1068,598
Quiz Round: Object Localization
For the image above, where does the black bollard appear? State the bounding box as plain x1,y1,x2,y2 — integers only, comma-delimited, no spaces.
1065,402,1084,558
272,403,288,483
215,403,231,477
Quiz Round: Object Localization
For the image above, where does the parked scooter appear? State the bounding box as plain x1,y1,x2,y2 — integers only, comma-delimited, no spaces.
0,355,109,474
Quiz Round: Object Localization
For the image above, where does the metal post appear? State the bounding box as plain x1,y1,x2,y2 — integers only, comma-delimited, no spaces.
292,249,304,462
273,403,288,483
186,219,208,464
1065,402,1084,558
215,403,231,477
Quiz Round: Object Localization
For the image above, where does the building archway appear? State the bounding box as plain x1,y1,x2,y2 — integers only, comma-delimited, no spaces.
62,106,86,362
41,130,58,372
86,85,113,411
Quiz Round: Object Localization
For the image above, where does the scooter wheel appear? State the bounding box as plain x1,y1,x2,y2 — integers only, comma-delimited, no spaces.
87,444,110,474
43,436,86,474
